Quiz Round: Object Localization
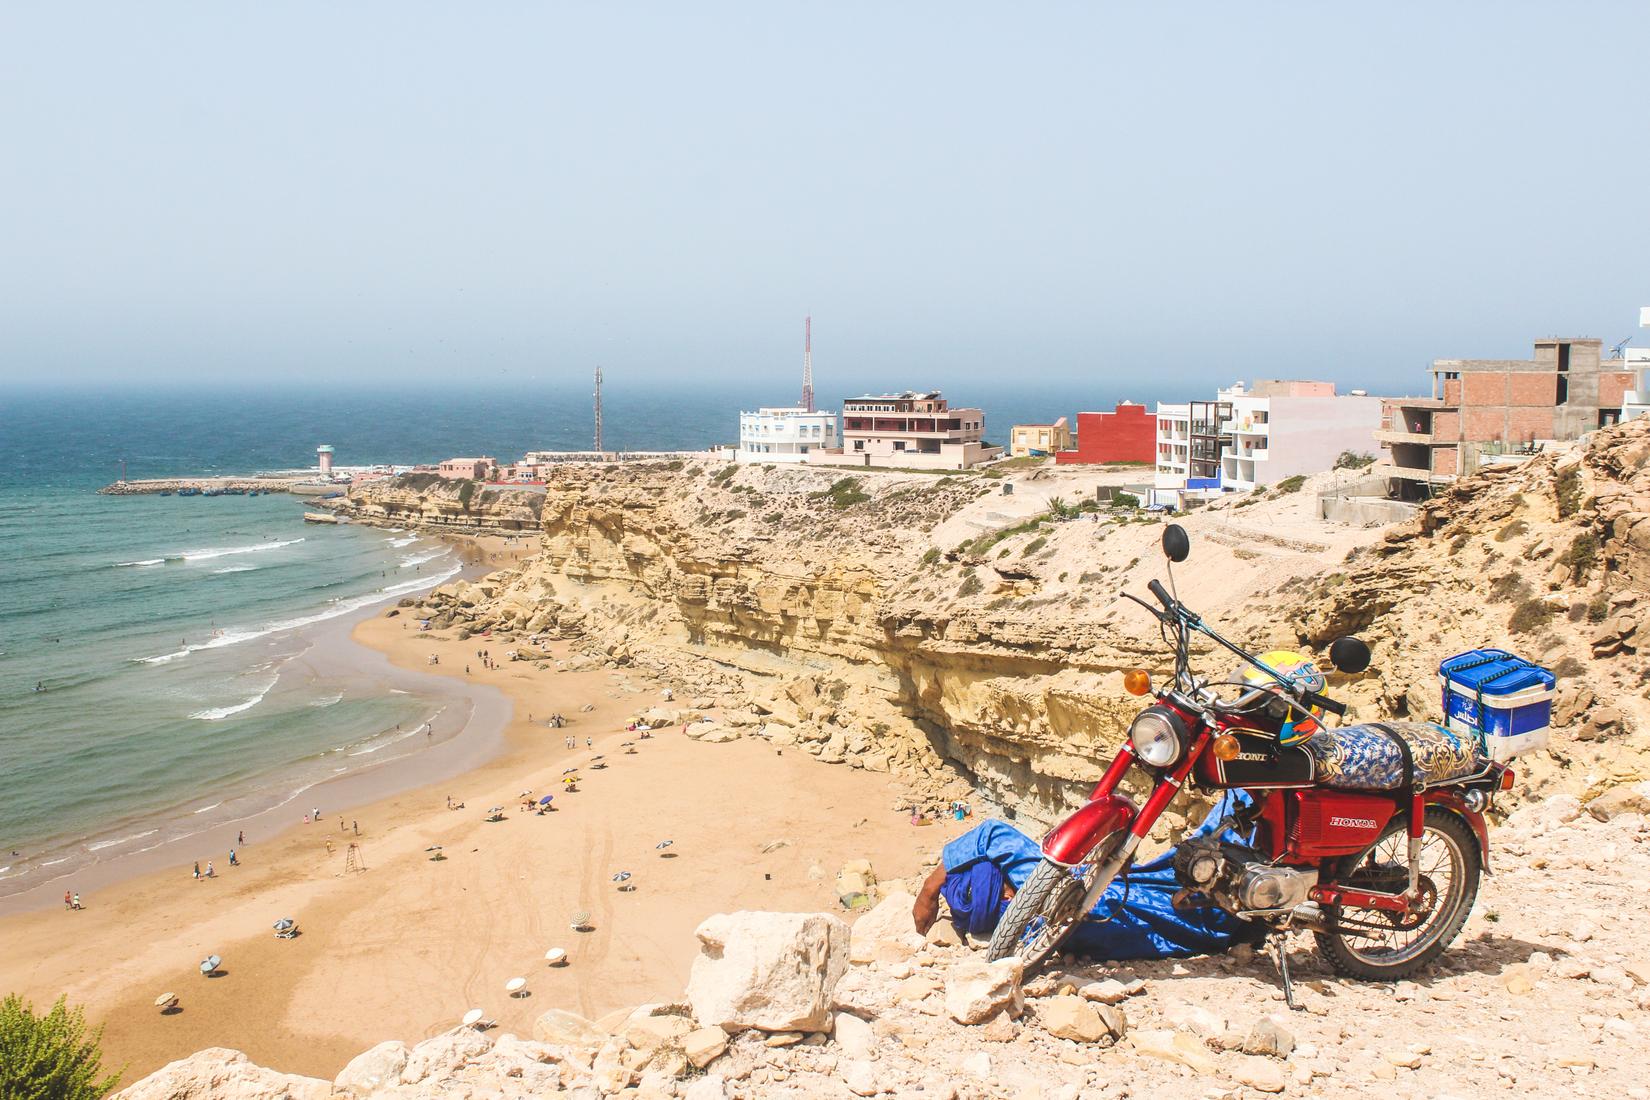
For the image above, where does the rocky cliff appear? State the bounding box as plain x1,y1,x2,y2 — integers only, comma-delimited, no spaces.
397,423,1650,827
329,474,544,536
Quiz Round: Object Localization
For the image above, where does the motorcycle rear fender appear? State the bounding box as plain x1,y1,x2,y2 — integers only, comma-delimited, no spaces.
1425,790,1491,871
1041,794,1138,867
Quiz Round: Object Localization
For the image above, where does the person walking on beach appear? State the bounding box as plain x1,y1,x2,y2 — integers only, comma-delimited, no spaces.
237,830,244,845
586,737,592,748
206,861,214,878
193,861,201,880
64,890,72,910
352,820,358,835
72,892,81,910
228,849,238,866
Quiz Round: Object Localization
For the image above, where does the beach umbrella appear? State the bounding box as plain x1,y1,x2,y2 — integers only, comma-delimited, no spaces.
539,795,554,806
154,992,178,1011
562,768,577,775
488,805,504,813
506,977,527,998
544,948,567,967
273,919,295,933
655,840,673,849
462,1008,485,1028
611,871,631,883
200,955,221,976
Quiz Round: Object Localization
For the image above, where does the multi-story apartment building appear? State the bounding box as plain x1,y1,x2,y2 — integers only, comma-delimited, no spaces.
1216,381,1383,491
736,406,840,464
1377,337,1637,498
1152,381,1383,504
808,390,999,469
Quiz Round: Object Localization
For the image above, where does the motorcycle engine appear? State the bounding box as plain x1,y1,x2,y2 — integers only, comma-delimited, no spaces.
1173,836,1319,915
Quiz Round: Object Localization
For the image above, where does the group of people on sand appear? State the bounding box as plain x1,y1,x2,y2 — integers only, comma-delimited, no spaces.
62,890,83,910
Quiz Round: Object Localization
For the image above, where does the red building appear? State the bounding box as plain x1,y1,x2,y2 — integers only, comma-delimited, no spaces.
1055,402,1157,465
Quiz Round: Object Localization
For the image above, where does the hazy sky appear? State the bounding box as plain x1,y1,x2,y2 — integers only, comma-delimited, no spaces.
3,3,1647,393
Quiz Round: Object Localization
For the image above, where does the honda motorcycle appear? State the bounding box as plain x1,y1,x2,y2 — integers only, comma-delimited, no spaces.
987,524,1514,999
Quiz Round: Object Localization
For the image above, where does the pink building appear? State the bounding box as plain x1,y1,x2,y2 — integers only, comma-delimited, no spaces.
437,457,497,480
808,390,1001,470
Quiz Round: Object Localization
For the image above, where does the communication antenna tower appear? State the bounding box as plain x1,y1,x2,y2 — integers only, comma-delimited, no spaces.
593,365,604,453
801,315,814,412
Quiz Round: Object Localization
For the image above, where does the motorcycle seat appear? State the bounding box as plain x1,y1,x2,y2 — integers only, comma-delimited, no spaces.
1303,721,1486,792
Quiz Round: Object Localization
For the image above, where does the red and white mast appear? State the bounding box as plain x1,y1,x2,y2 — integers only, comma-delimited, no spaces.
801,315,814,412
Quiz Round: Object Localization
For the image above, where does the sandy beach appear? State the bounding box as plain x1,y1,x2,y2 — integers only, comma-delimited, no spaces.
0,551,957,1086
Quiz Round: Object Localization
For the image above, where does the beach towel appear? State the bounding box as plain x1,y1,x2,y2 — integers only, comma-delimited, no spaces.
939,792,1260,961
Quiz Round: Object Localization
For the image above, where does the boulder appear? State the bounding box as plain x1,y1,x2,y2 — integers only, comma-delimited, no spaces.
1231,1054,1287,1093
115,1049,331,1100
333,1041,409,1095
1128,1029,1222,1075
1038,995,1123,1044
682,1027,729,1068
686,911,850,1033
849,890,916,948
533,1008,608,1047
683,1074,729,1100
401,1026,494,1084
1588,781,1650,822
1242,1016,1296,1059
833,1011,876,1058
944,957,1025,1025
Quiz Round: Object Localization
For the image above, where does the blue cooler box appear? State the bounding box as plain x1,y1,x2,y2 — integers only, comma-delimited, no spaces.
1438,649,1555,762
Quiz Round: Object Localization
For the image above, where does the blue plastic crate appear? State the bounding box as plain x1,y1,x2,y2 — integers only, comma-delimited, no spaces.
1438,649,1555,762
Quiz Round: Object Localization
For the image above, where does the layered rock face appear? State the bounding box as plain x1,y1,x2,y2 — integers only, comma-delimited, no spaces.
330,475,543,535
1290,419,1650,796
406,421,1650,825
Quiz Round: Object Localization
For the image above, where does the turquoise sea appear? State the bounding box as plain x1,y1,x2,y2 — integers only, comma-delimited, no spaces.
0,381,1124,897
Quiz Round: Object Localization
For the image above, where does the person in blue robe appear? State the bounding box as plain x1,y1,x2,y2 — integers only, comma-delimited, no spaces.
911,792,1262,960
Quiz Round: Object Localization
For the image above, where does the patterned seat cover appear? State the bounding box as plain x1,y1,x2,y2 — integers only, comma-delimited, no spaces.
1303,721,1485,792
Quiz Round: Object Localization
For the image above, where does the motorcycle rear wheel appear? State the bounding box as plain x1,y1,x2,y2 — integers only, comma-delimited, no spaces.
1315,807,1480,981
986,832,1124,970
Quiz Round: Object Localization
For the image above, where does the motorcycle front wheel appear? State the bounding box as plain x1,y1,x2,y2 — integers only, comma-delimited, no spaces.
1315,806,1481,981
986,831,1125,970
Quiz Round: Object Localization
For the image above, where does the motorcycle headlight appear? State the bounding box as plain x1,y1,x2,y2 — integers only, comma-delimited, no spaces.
1129,707,1185,768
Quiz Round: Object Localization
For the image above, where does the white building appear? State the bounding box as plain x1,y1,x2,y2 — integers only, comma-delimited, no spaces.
1153,402,1190,485
1621,348,1650,422
1213,381,1383,491
736,406,840,463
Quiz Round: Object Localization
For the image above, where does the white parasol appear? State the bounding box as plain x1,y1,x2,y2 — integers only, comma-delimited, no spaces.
544,948,567,966
461,1008,484,1028
505,977,527,997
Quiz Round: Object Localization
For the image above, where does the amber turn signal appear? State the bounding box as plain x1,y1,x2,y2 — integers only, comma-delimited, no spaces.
1123,669,1152,696
1499,767,1516,791
1212,734,1241,762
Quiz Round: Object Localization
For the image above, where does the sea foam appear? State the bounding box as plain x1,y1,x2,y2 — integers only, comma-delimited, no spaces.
137,564,462,664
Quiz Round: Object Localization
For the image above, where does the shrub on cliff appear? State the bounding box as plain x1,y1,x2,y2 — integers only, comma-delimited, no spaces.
1273,475,1307,494
0,994,121,1100
1333,451,1375,470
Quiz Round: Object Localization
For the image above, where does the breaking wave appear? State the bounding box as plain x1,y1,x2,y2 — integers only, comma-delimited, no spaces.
137,564,462,664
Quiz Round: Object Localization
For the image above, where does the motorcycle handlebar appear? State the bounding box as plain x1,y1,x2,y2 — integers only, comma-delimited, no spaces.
1147,579,1173,610
1302,689,1347,718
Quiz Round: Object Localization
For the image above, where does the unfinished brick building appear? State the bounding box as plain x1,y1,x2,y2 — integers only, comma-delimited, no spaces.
1377,337,1635,498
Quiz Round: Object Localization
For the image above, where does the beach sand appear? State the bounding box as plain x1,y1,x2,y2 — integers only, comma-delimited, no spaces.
0,600,958,1086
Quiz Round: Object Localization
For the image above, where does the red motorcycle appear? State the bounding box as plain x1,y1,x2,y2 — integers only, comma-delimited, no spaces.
988,524,1513,999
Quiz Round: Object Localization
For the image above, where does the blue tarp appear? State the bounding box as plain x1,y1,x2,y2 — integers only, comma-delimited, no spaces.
939,792,1260,960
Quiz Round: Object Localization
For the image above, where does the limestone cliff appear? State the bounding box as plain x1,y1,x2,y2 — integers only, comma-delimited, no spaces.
398,422,1650,826
330,474,544,535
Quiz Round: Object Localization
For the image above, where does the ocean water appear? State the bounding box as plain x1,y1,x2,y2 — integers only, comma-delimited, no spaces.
0,380,1124,891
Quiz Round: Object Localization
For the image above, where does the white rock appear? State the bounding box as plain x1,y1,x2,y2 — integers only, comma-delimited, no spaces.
944,957,1025,1025
683,1026,729,1068
683,1074,729,1100
115,1049,331,1100
333,1041,409,1095
833,1011,876,1058
401,1026,495,1085
686,911,850,1033
850,890,918,951
842,1058,881,1096
532,1008,608,1047
1232,1054,1287,1093
961,1051,992,1077
1078,978,1129,1005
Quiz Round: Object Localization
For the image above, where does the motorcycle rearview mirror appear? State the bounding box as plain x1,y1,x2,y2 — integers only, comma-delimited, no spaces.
1328,636,1371,674
1161,524,1190,563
